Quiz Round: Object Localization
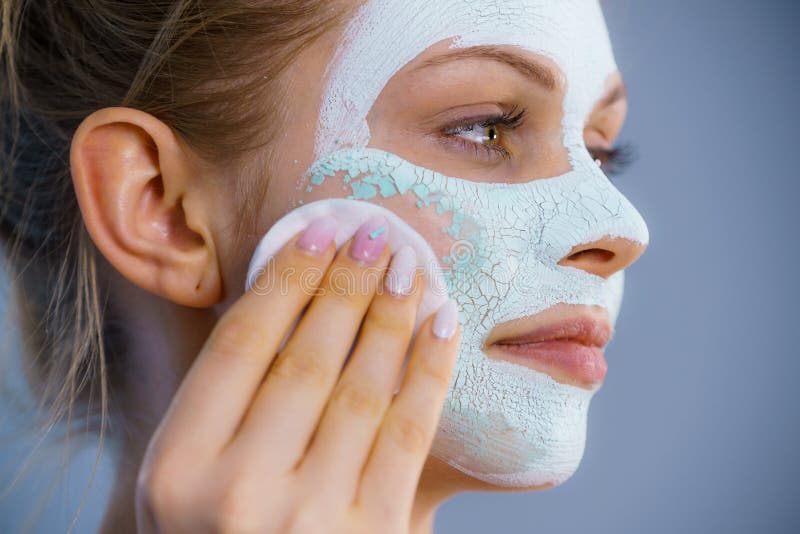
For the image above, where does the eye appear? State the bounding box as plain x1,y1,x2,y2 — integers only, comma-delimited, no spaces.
440,106,526,162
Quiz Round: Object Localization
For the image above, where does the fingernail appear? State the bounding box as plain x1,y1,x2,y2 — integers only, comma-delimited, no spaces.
385,245,417,297
432,298,458,340
295,215,338,256
349,215,389,265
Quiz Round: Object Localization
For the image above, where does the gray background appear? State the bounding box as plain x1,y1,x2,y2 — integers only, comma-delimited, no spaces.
2,0,799,532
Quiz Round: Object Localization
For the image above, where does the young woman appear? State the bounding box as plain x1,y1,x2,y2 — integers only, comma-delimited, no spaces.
0,0,648,532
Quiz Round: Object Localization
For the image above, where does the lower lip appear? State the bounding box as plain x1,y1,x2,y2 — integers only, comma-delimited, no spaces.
490,340,608,386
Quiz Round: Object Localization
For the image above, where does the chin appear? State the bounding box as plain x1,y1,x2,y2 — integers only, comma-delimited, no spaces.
427,363,592,491
421,452,577,495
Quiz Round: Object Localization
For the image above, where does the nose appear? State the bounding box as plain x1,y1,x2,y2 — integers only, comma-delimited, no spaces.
558,236,647,279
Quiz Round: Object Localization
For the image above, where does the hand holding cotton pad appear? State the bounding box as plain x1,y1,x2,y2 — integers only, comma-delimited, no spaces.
245,198,450,336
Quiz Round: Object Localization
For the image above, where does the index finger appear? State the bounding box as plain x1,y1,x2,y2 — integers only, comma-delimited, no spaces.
152,216,339,461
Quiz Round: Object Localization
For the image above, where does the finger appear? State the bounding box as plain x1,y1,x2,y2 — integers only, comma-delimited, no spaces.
152,215,338,460
356,299,460,520
226,215,392,470
298,246,423,503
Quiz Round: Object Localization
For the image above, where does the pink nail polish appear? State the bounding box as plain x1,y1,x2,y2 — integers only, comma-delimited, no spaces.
385,245,417,296
295,215,338,256
432,299,458,340
349,215,389,264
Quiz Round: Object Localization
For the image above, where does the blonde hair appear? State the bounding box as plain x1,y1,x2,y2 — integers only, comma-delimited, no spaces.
0,1,350,530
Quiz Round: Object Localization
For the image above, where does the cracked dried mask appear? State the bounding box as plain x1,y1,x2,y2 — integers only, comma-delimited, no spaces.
290,0,650,487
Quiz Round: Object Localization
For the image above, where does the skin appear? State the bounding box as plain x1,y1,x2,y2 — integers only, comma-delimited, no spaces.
68,2,645,532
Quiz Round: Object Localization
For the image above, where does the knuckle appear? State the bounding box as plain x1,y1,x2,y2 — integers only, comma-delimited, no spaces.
414,354,454,390
331,381,385,419
270,350,331,388
363,305,413,339
137,463,190,517
385,413,429,454
321,285,364,310
207,314,265,361
213,483,263,534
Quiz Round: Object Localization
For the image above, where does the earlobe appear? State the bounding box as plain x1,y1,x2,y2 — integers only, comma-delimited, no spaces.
70,107,222,307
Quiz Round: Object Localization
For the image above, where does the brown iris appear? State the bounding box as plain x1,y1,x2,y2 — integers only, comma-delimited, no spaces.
484,125,500,144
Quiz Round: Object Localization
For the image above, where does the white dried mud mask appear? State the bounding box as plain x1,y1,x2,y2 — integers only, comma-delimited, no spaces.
292,147,647,486
295,0,650,487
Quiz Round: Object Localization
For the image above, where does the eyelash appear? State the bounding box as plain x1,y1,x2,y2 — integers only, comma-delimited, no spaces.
590,142,635,177
441,107,635,177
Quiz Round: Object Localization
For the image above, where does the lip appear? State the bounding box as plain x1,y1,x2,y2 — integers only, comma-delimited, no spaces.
484,307,612,390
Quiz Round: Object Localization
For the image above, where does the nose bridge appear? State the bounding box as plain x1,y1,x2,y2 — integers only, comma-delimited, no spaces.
532,158,649,275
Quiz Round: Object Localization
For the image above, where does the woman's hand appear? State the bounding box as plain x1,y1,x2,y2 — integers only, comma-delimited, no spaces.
134,214,460,534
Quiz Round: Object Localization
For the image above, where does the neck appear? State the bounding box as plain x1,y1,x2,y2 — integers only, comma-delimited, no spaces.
99,262,217,533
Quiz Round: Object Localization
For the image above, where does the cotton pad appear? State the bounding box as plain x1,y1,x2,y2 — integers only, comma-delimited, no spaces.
245,198,450,336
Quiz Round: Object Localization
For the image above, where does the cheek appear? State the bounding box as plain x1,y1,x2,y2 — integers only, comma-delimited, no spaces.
291,164,466,269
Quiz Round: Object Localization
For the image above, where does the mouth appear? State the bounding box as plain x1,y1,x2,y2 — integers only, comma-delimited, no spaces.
483,305,612,390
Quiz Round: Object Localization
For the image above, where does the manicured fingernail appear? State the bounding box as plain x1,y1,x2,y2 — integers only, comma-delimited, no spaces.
295,215,338,256
349,215,389,264
432,298,458,340
385,245,417,296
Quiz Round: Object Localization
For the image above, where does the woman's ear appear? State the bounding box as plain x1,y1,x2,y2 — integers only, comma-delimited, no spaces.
70,107,222,307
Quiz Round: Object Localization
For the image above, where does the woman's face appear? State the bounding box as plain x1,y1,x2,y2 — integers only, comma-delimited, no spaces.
223,0,649,490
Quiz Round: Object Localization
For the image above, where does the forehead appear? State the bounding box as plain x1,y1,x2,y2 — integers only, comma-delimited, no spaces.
316,0,617,156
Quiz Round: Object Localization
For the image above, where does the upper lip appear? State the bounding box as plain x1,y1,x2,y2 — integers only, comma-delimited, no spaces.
485,309,612,350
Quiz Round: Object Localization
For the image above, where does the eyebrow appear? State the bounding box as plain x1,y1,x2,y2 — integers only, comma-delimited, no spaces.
412,45,558,91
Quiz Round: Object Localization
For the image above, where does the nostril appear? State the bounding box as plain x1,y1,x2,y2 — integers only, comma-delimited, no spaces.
566,248,615,264
558,237,646,279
